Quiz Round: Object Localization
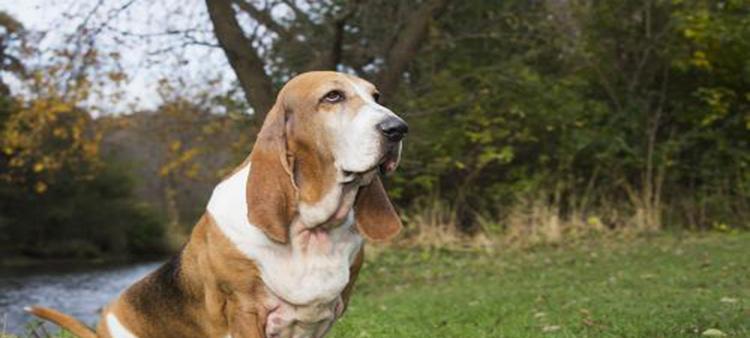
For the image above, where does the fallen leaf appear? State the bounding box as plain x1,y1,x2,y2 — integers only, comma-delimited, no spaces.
702,328,727,337
542,325,561,332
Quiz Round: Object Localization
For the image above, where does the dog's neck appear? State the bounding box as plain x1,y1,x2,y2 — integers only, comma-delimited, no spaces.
297,168,376,230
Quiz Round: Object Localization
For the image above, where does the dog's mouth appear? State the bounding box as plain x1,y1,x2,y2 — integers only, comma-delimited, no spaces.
342,145,400,179
378,152,399,175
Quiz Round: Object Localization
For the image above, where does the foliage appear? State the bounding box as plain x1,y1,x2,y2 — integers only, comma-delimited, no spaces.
0,10,27,98
2,0,750,259
0,161,166,257
390,0,750,234
0,90,166,256
0,11,166,259
99,95,248,245
1,96,100,194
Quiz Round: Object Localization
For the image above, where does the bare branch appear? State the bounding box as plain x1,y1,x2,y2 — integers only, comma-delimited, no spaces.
280,0,314,27
306,0,361,70
232,0,294,41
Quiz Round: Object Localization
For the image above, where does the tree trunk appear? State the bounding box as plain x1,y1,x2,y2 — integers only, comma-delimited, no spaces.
206,0,275,121
375,0,448,98
206,0,448,116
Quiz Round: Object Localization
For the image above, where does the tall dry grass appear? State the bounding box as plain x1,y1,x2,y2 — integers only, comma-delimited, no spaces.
397,199,493,251
397,193,681,249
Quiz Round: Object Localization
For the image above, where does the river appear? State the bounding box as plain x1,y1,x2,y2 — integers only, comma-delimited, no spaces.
0,261,162,335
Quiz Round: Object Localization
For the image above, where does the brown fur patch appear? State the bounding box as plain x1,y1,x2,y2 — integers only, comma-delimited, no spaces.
355,176,403,241
246,100,297,243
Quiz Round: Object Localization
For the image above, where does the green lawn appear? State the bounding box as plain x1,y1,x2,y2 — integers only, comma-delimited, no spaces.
7,233,748,338
330,233,750,338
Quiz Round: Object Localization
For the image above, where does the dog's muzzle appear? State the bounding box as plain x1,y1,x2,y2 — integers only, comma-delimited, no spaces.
376,117,407,175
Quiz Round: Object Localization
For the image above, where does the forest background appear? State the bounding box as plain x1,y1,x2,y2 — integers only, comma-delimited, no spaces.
1,0,748,261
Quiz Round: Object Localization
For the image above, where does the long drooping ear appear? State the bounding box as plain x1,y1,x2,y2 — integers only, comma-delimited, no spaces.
246,102,297,244
354,176,403,241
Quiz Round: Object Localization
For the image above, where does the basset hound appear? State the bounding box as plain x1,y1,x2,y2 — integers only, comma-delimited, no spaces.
27,71,408,338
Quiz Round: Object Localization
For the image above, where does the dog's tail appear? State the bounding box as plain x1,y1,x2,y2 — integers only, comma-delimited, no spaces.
25,306,98,338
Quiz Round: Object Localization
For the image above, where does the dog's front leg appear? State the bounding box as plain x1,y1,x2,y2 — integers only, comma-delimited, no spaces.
226,298,266,338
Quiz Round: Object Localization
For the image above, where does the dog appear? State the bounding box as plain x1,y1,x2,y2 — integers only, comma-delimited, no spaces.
27,71,408,338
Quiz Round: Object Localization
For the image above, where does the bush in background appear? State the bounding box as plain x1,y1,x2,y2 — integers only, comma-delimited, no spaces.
390,0,750,243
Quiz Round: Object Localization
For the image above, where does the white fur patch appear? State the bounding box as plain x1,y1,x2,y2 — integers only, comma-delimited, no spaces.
298,183,342,227
206,163,363,305
325,77,402,174
106,313,138,338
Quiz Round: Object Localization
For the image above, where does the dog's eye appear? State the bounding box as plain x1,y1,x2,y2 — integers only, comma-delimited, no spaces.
322,90,345,103
372,92,381,103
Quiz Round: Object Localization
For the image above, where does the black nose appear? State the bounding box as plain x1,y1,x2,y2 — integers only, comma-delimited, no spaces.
377,118,409,142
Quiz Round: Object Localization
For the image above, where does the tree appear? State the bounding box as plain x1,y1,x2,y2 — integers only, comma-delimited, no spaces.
205,0,449,120
0,11,28,127
100,95,246,248
389,0,750,233
0,11,166,257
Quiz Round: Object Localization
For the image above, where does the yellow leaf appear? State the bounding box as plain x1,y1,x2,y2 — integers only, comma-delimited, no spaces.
9,157,25,167
159,165,171,177
53,127,67,138
691,50,711,70
35,181,47,194
170,140,182,151
49,102,70,114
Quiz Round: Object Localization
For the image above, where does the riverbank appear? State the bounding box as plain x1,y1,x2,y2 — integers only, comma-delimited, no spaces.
0,253,167,271
0,260,162,336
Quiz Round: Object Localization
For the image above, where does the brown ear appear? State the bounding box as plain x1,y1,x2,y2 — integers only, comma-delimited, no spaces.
246,103,296,244
354,176,403,241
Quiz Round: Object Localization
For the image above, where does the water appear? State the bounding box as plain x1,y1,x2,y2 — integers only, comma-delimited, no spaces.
0,261,162,335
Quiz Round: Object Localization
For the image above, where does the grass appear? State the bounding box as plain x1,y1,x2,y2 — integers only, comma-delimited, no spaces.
329,232,750,337
5,232,748,337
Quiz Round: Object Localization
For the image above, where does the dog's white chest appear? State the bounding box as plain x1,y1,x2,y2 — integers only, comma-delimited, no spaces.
261,228,361,303
207,163,363,337
259,229,358,338
257,237,355,338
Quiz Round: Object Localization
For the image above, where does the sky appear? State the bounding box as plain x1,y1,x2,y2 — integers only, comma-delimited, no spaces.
0,0,238,114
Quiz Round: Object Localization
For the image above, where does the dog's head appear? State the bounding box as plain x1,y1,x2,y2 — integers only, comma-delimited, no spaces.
246,71,406,244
